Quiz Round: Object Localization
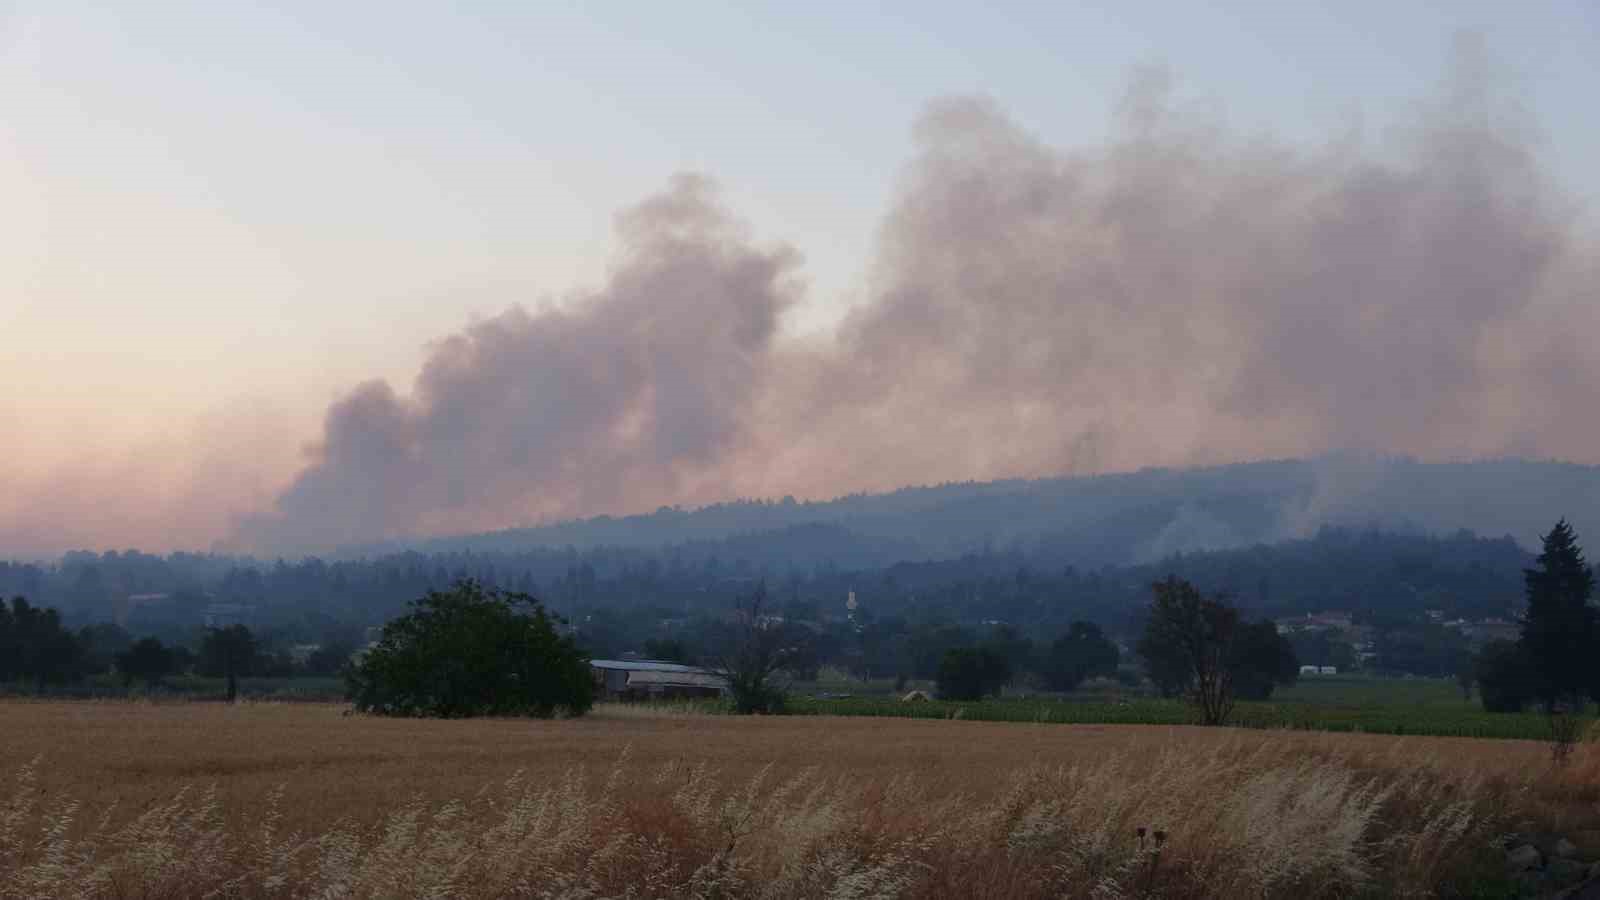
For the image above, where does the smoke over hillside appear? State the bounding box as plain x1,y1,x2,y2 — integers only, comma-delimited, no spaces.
244,175,802,551
242,42,1600,554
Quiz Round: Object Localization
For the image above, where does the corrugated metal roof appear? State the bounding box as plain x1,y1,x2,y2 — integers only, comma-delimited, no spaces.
625,670,728,689
590,659,714,674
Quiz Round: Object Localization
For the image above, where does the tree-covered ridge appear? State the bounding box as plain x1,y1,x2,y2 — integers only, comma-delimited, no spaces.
0,525,1532,658
333,456,1599,562
10,455,1595,636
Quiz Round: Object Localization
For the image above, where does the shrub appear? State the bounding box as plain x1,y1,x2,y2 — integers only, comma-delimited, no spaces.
1041,621,1120,692
115,637,173,688
936,647,1011,701
1229,620,1299,701
347,579,593,718
1476,640,1534,713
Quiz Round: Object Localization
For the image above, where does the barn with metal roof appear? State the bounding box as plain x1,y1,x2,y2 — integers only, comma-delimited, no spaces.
590,659,729,700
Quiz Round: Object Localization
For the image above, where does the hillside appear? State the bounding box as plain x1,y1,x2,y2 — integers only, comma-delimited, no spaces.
355,455,1600,567
7,455,1590,635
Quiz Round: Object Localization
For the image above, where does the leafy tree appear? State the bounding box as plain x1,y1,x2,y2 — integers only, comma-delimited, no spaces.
1520,520,1597,713
0,600,21,683
935,647,1011,701
1475,640,1534,713
348,579,591,718
1139,628,1192,699
1139,583,1296,709
980,624,1035,683
0,597,82,686
116,637,173,688
711,585,790,714
1229,621,1299,701
1042,621,1120,692
907,625,975,680
1137,576,1240,725
77,623,134,676
200,625,259,701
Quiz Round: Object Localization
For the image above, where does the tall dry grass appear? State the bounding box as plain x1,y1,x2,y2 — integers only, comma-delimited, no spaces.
3,729,1578,899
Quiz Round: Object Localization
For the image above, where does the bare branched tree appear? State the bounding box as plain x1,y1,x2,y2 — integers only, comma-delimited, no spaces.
712,584,790,714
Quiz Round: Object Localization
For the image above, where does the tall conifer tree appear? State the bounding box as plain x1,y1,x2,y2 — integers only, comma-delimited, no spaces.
1520,520,1597,711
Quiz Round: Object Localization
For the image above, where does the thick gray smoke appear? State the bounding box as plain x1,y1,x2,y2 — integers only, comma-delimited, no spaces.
243,43,1600,554
244,174,803,551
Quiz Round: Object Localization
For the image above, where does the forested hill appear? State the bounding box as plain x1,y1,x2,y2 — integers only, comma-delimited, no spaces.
1,456,1588,639
0,526,1536,641
355,456,1600,567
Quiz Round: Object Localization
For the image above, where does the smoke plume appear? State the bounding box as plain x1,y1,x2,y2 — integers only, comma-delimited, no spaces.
243,174,803,551
243,42,1600,554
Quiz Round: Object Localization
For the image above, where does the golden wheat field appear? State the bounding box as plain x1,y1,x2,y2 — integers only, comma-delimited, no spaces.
3,700,1599,898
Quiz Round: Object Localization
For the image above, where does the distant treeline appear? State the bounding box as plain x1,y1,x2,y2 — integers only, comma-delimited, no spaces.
0,597,351,692
0,526,1527,656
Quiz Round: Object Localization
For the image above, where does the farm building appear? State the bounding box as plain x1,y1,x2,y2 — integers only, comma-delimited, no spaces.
590,659,728,701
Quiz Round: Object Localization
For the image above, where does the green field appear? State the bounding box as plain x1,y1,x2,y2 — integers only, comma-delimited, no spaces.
1271,674,1472,707
4,672,1573,740
773,674,1572,741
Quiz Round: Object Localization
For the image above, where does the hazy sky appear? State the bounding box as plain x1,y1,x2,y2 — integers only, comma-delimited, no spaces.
3,2,1598,556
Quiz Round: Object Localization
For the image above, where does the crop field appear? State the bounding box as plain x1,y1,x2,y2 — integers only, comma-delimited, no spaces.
783,675,1568,740
1271,675,1472,708
4,700,1600,898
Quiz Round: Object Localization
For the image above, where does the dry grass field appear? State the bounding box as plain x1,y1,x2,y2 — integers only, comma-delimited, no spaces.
4,700,1600,898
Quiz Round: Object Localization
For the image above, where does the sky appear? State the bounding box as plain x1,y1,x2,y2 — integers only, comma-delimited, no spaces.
2,2,1598,556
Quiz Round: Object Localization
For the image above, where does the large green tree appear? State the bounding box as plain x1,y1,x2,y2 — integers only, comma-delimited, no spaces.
935,647,1012,701
907,625,976,680
0,597,82,686
77,623,134,677
1042,621,1120,692
981,624,1036,683
347,579,593,718
116,637,174,688
200,625,260,701
1137,577,1240,725
1475,640,1535,713
1520,520,1598,712
1229,621,1299,701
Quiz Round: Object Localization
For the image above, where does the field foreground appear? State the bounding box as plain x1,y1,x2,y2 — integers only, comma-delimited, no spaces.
3,701,1600,898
